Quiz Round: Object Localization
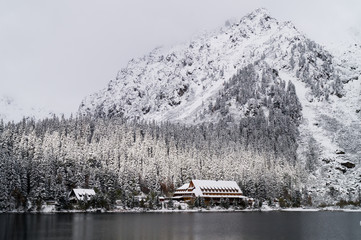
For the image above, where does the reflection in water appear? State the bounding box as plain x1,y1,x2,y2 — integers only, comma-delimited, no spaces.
0,212,361,240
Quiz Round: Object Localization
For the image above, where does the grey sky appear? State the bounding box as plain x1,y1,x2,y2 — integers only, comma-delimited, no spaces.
1,0,360,116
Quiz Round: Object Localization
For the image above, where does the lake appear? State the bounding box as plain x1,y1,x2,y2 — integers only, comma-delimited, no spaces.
0,211,360,240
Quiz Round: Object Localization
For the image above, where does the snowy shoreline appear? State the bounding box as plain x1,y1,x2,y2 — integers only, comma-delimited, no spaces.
2,207,361,214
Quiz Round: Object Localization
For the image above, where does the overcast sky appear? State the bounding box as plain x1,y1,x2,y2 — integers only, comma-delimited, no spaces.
1,0,360,116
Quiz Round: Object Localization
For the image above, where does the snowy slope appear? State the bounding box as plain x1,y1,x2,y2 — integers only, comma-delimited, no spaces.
298,43,361,203
79,8,308,122
79,8,341,123
79,8,361,204
0,95,54,122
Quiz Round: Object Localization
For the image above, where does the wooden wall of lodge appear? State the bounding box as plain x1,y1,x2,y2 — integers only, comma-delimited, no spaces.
174,189,241,193
174,192,242,196
183,197,245,203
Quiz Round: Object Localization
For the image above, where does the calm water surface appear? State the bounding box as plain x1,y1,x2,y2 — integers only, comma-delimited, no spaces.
1,211,360,240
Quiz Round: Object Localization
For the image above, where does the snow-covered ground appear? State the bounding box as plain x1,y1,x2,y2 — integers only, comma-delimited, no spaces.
279,63,361,204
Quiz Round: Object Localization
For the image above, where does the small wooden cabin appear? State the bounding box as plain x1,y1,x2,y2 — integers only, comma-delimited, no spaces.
69,188,96,202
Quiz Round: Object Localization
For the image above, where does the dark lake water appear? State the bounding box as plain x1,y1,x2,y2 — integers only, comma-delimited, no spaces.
1,211,360,240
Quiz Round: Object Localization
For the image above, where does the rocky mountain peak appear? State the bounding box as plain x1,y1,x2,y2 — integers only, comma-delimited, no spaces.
78,8,334,124
244,7,272,22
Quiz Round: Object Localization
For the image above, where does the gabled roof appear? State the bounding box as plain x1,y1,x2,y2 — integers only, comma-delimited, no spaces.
173,183,192,196
191,180,240,189
174,180,243,198
71,189,96,201
177,183,189,190
192,180,242,197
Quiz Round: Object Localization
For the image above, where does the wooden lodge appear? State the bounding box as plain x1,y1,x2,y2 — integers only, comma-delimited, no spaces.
172,180,247,204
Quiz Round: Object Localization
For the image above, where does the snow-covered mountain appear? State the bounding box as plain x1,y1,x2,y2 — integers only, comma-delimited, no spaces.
0,95,54,122
79,8,305,122
79,8,345,123
79,8,361,203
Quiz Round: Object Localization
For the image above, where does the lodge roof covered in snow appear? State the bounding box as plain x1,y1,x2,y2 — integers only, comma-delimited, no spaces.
173,180,244,200
69,188,96,201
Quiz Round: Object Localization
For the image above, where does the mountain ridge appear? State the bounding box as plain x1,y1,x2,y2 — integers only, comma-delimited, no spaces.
78,8,361,203
79,8,345,124
1,8,360,212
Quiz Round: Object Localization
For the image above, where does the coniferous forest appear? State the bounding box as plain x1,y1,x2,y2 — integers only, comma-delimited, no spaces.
0,115,305,211
0,63,310,211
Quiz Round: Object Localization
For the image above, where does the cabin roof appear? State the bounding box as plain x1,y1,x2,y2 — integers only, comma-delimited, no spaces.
70,188,96,201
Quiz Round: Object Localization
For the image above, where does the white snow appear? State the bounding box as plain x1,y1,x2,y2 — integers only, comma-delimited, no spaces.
281,208,319,212
41,204,56,213
279,71,339,159
174,180,244,198
278,46,361,205
70,188,96,201
78,8,304,124
77,8,361,205
0,95,54,122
